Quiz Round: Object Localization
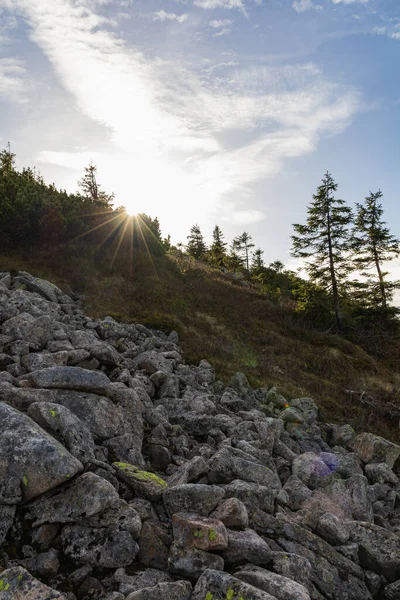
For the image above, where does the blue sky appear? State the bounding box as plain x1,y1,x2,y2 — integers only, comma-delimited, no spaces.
0,0,399,271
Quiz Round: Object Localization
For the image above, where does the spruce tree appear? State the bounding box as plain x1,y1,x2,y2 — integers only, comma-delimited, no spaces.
187,224,207,259
78,162,114,208
209,225,227,267
251,248,265,275
233,232,255,270
351,190,399,309
291,172,353,332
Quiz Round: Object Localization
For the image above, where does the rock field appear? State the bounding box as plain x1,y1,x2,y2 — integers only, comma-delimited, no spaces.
0,270,399,600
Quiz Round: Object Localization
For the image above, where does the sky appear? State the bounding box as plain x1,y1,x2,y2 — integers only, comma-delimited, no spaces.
0,0,399,271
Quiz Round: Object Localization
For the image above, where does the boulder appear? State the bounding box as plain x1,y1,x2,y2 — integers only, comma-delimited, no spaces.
61,524,138,567
25,366,111,394
0,566,65,599
235,565,311,600
26,472,118,526
353,432,400,469
0,403,83,501
210,497,249,529
350,521,400,582
168,543,225,581
172,512,228,551
191,569,277,600
221,529,272,567
125,581,192,600
113,463,168,501
163,484,225,517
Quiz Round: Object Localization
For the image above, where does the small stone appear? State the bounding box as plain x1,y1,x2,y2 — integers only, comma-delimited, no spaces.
316,512,350,545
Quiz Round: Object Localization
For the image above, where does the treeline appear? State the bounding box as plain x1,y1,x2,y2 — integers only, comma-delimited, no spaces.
0,146,163,254
1,145,399,337
177,172,399,334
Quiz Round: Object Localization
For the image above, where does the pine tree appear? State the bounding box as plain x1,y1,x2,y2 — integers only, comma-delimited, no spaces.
78,162,114,208
233,232,255,270
187,224,207,259
351,190,400,309
0,142,16,174
251,248,265,275
209,225,227,267
291,172,353,332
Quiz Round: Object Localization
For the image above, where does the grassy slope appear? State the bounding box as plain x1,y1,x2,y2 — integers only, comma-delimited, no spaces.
2,247,399,443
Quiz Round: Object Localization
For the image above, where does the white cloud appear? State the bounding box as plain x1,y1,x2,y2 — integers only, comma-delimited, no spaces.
331,0,368,4
194,0,246,12
209,18,232,35
209,19,232,27
0,0,364,234
0,57,27,103
153,10,188,23
292,0,322,13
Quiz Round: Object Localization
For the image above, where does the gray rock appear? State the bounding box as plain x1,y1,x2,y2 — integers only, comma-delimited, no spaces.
0,504,16,544
381,581,400,600
2,313,54,350
115,568,172,596
365,462,398,484
330,424,356,449
113,463,168,501
235,565,311,600
126,581,192,600
163,483,225,517
319,451,363,479
20,548,60,578
282,475,312,510
0,476,22,505
21,351,69,372
168,456,207,487
346,474,374,522
292,452,333,489
210,497,249,529
27,401,96,464
221,528,272,567
139,520,171,570
0,566,65,599
191,569,277,600
82,498,142,538
61,524,138,567
222,480,276,514
353,432,400,469
168,543,225,581
13,275,61,303
316,512,350,545
25,366,111,394
0,403,83,501
350,521,400,582
26,472,119,526
271,552,313,590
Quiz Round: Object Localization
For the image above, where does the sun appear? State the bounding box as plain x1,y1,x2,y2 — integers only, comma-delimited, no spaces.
124,208,136,217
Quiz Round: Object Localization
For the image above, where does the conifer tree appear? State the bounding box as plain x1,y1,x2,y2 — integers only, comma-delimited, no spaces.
187,224,207,259
351,190,399,309
78,162,114,208
209,225,227,267
0,142,16,174
291,172,353,332
251,248,265,275
233,232,255,270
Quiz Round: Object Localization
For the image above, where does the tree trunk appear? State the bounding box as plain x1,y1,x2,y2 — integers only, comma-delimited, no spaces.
326,204,342,332
373,245,386,308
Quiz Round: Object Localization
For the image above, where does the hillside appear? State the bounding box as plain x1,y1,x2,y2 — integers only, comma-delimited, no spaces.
1,247,399,443
0,269,399,600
